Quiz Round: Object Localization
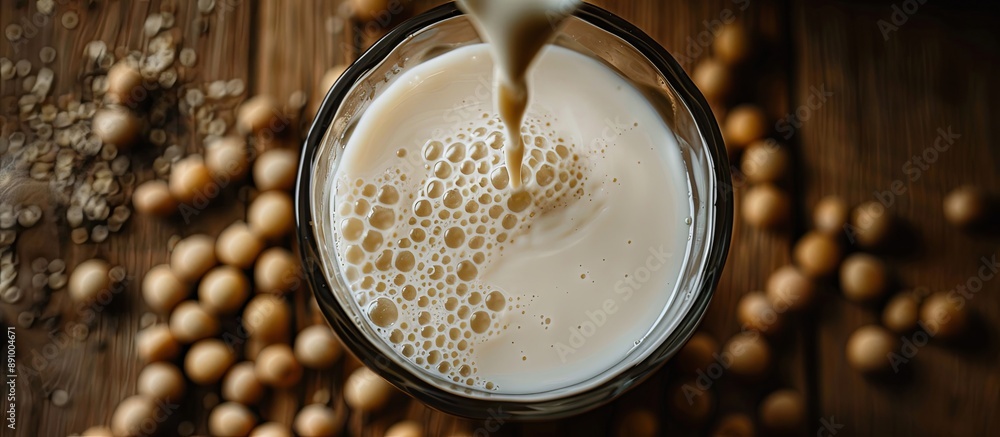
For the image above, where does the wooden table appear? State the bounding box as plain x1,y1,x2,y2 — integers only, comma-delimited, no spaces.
2,0,998,436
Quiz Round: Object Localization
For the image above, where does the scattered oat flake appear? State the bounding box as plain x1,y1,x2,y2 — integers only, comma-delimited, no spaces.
50,390,69,407
5,24,23,42
40,47,57,64
62,12,79,29
198,0,216,14
225,79,245,96
207,80,226,99
185,89,205,107
1,58,13,80
37,0,55,15
179,48,197,67
288,90,308,110
14,60,31,77
161,12,176,29
85,41,107,60
144,14,163,37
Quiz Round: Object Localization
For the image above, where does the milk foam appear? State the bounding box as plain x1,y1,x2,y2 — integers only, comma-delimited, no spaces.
332,44,690,394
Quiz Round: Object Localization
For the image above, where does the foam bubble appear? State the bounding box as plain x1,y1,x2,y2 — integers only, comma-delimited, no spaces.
333,114,593,388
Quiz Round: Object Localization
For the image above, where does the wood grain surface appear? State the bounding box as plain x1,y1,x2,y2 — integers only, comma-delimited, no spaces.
1,0,998,436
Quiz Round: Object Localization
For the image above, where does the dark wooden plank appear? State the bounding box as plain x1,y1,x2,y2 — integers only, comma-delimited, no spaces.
34,0,1000,435
592,0,808,435
793,1,1000,435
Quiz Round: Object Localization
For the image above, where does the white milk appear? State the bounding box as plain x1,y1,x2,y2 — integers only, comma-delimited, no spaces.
330,43,691,395
456,0,581,189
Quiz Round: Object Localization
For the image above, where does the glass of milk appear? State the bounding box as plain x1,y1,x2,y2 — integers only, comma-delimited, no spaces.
297,2,733,420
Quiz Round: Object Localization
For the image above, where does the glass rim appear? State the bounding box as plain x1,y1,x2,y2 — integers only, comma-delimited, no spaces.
295,1,734,421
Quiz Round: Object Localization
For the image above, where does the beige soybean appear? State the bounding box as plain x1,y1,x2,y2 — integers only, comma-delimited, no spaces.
351,0,391,21
742,184,790,229
216,221,264,269
253,148,298,192
882,292,919,333
209,402,257,437
737,291,783,334
723,104,768,150
133,180,178,216
199,265,250,314
141,264,189,314
106,62,144,105
813,195,849,235
943,185,989,228
711,413,755,437
713,22,754,65
741,141,788,184
344,367,393,412
77,426,114,436
206,136,250,181
248,191,294,240
250,422,293,437
169,156,217,205
310,65,348,117
839,254,888,302
846,325,896,373
692,58,732,103
294,325,343,369
169,300,220,343
93,106,141,149
850,201,893,248
293,404,343,437
255,247,299,294
674,331,719,374
255,344,302,388
68,259,112,304
668,380,713,426
136,362,186,401
723,332,771,379
237,95,283,135
222,362,265,405
137,324,180,362
758,390,805,435
920,292,967,339
170,234,217,282
615,409,659,437
111,395,157,437
765,265,815,311
319,66,347,96
185,339,235,384
792,232,841,277
386,420,424,437
243,295,291,344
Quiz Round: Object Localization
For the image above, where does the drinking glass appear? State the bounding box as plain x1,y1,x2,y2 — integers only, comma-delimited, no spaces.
296,1,733,420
